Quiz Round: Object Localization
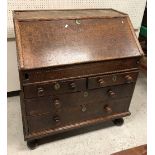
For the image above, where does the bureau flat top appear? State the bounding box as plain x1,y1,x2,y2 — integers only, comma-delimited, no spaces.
14,9,143,70
14,9,127,20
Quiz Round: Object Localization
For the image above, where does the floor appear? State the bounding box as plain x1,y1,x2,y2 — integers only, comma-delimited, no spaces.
7,72,147,155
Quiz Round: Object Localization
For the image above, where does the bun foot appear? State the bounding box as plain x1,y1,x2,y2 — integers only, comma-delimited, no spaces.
113,118,124,126
27,140,38,150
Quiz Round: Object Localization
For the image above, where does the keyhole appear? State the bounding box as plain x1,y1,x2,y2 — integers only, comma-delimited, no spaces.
112,75,117,82
24,73,29,80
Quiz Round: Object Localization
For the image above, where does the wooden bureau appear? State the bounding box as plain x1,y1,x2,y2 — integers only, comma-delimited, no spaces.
13,9,143,149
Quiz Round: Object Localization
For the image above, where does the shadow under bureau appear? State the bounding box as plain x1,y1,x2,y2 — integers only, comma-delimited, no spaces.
13,9,143,149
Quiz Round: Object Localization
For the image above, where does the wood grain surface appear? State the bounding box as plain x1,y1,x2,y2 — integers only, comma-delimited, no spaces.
111,144,147,155
13,9,142,69
13,9,127,21
14,9,143,145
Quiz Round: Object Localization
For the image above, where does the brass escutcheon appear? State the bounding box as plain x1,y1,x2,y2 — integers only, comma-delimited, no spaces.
37,87,44,96
54,82,60,90
75,19,81,25
112,75,117,82
83,91,88,97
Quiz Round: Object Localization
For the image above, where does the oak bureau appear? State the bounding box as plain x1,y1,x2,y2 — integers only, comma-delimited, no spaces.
13,9,143,149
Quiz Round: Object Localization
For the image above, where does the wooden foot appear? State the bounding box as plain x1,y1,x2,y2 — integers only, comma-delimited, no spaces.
27,140,38,150
113,118,124,126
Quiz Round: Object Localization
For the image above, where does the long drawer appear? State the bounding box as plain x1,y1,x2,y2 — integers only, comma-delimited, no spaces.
21,58,139,85
27,97,132,134
25,83,135,116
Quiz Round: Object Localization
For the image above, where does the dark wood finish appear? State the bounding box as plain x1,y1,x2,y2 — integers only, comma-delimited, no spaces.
13,9,143,147
21,58,139,85
111,144,147,155
13,9,127,21
113,118,124,126
26,112,131,141
88,71,138,89
25,83,135,116
27,97,131,134
13,9,142,70
16,18,141,69
23,77,86,98
27,140,39,150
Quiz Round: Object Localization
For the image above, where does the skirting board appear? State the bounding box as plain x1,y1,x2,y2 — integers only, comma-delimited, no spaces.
7,90,20,97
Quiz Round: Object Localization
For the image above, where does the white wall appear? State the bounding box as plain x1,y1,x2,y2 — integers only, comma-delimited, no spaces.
8,0,146,38
7,40,20,92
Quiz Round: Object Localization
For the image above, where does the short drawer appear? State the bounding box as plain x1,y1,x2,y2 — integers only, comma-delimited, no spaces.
88,71,138,89
24,78,86,99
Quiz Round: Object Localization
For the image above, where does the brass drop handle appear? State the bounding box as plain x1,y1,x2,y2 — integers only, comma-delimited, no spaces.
70,82,76,90
54,99,61,109
108,90,116,97
53,115,60,122
98,79,105,87
104,105,112,114
81,104,87,112
125,75,133,83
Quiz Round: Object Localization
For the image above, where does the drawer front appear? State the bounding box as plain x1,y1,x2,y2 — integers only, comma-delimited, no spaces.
25,97,53,116
88,71,138,89
25,83,135,117
21,58,139,84
24,78,86,99
27,97,131,133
